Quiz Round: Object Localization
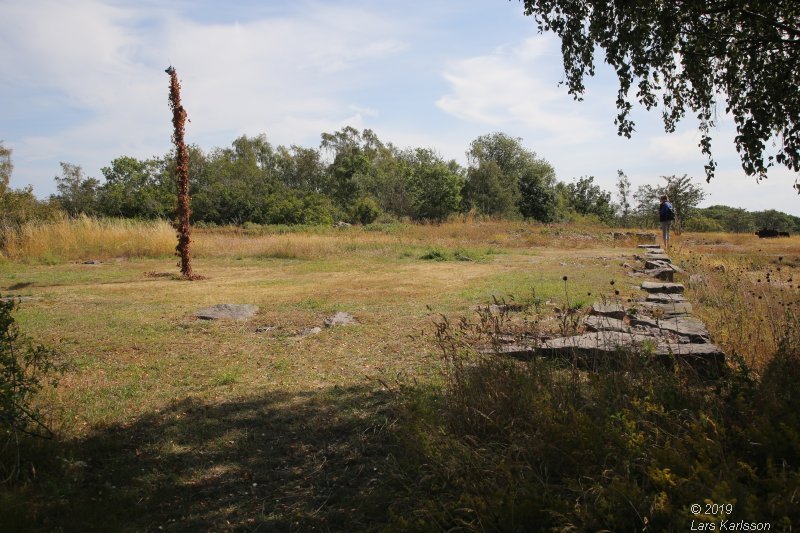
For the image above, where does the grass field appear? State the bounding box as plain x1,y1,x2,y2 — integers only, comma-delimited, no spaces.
1,220,798,530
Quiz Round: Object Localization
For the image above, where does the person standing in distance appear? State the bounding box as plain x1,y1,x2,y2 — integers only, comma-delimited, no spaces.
659,195,676,249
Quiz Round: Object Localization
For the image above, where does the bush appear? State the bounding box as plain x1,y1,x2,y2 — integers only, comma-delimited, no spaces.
1,297,60,481
348,196,382,225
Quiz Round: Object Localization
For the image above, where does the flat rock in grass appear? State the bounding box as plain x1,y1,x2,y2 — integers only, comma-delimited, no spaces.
637,300,693,316
645,259,671,270
589,303,627,320
656,343,726,371
641,281,684,294
323,312,357,327
638,244,662,249
644,248,666,255
485,344,538,359
645,293,686,303
0,295,41,303
297,326,322,337
630,314,708,342
539,332,658,358
645,253,672,263
482,331,656,360
584,315,629,333
643,268,674,282
195,304,259,321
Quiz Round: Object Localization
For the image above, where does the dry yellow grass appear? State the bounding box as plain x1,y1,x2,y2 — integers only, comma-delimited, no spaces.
676,231,800,370
0,215,176,262
1,217,644,264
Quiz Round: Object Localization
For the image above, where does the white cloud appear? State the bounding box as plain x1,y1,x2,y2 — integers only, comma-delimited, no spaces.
647,130,704,161
1,0,409,193
436,36,602,144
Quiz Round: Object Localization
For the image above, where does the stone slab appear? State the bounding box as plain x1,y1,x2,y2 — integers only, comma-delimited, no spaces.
645,253,672,263
645,293,687,303
637,300,694,316
589,302,627,320
656,343,726,372
195,304,259,321
323,312,358,327
638,244,662,249
630,314,708,342
641,281,684,294
644,259,669,270
584,315,629,333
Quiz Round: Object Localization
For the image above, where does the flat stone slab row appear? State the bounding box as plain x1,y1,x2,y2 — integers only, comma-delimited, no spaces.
484,246,726,375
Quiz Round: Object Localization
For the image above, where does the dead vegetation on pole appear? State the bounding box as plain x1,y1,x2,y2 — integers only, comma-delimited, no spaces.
166,66,200,280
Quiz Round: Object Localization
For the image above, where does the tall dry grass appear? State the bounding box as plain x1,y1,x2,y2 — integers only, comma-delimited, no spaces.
676,235,800,371
0,217,632,264
0,215,176,263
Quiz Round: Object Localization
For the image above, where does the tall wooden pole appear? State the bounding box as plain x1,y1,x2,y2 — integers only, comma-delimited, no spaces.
166,66,194,279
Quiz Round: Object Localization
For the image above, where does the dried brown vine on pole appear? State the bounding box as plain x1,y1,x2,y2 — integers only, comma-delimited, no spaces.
166,65,198,279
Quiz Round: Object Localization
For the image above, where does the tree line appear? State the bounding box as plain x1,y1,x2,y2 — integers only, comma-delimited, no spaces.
1,131,799,233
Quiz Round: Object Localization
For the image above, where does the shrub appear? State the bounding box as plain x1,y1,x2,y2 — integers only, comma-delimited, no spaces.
348,196,382,225
1,297,61,481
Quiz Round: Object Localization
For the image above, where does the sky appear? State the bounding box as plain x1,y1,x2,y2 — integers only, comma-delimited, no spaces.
2,0,798,215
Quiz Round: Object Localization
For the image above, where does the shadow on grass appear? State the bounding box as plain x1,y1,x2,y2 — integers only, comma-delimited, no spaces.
7,385,400,531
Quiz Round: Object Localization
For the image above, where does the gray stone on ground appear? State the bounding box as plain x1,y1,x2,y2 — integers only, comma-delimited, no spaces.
636,300,694,317
589,302,627,320
255,325,278,333
82,259,102,265
539,331,658,357
0,296,41,303
638,244,662,249
630,314,708,342
297,326,323,337
641,281,684,294
584,315,629,333
645,253,671,263
645,259,672,270
656,343,726,369
323,312,358,327
644,268,674,282
645,293,686,303
645,248,666,255
195,304,259,321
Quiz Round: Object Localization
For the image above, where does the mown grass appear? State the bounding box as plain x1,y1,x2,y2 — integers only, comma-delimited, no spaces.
1,221,797,530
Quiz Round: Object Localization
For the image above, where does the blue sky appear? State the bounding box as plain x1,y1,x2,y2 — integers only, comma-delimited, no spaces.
2,0,798,215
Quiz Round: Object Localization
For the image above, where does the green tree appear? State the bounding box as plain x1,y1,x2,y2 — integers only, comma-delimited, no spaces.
406,148,464,221
463,132,556,219
699,205,754,233
320,127,384,208
520,1,800,190
559,175,616,223
518,159,557,222
0,141,12,198
463,160,515,217
615,170,633,226
634,175,707,230
51,163,99,217
98,156,174,219
274,145,329,193
752,209,797,232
